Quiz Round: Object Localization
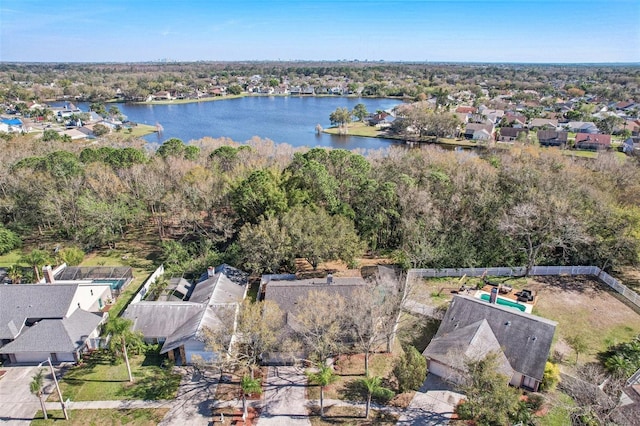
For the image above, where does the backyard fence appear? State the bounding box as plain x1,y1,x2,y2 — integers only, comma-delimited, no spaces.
406,265,640,309
130,264,164,304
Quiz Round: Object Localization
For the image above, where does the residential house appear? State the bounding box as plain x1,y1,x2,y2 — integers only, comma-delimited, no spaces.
455,106,477,115
464,123,494,141
423,295,557,391
123,264,248,365
565,121,599,134
622,136,640,155
502,113,527,128
151,91,173,101
60,128,87,140
0,284,107,364
498,127,527,142
528,118,558,130
260,274,369,364
537,130,568,147
366,111,395,127
0,118,24,133
575,133,612,150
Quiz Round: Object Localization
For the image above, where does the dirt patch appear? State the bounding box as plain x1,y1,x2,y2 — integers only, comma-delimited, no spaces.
294,255,393,279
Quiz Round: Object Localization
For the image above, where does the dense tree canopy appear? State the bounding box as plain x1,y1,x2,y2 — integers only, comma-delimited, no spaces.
0,133,639,275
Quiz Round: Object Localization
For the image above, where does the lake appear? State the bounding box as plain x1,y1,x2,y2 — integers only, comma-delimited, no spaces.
64,97,405,150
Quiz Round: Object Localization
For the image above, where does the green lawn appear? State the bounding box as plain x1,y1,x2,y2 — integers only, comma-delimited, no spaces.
0,249,23,266
51,350,180,402
537,392,575,426
31,408,168,425
126,124,157,138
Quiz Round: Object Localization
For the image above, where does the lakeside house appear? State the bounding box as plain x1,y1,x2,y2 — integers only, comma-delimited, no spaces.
538,130,568,147
574,133,612,150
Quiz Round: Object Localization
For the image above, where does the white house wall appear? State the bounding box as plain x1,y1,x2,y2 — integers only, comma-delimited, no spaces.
55,352,76,362
428,359,463,384
510,372,524,388
65,284,112,316
14,352,52,364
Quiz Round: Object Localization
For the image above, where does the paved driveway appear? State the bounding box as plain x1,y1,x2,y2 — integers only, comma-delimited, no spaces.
159,366,220,426
396,374,464,425
257,366,310,426
0,366,49,425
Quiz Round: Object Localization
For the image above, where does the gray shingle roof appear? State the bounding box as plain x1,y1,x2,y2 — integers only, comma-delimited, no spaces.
0,309,103,354
433,295,557,381
264,277,368,318
0,284,78,339
122,265,248,357
123,302,205,338
423,319,514,379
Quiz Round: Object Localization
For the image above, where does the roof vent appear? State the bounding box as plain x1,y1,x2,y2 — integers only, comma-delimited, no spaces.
505,321,511,326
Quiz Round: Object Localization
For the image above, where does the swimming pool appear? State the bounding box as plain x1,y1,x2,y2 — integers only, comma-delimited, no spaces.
479,293,527,312
92,278,127,290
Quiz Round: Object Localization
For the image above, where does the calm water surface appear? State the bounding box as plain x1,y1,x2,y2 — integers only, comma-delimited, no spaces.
67,97,404,150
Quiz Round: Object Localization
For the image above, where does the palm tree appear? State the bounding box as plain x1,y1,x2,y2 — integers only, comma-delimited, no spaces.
104,317,139,382
360,375,383,419
307,364,338,417
240,375,262,421
7,264,22,284
30,369,47,420
19,249,50,282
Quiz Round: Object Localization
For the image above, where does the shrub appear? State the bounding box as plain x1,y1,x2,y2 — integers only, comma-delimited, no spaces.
372,386,395,404
393,345,427,393
0,225,21,255
539,361,561,392
58,246,85,265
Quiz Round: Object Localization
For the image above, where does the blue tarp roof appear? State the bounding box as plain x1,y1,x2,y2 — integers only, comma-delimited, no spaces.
1,118,22,125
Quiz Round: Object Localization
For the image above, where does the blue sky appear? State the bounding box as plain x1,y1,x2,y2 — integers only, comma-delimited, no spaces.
1,0,638,63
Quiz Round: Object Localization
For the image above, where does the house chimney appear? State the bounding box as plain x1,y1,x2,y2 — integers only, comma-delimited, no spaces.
489,287,498,304
207,266,215,278
43,265,55,284
327,274,333,285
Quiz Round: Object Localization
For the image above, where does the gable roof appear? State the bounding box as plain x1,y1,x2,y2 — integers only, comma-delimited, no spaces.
123,302,205,338
537,130,568,142
0,284,78,339
499,127,527,138
0,309,103,354
424,319,514,379
123,265,248,356
575,133,612,146
433,295,556,381
264,277,368,317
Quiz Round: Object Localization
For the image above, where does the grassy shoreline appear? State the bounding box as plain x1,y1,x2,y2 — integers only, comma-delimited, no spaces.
322,122,480,148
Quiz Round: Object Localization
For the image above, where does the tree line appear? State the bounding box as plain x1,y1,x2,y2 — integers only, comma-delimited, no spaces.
0,133,639,276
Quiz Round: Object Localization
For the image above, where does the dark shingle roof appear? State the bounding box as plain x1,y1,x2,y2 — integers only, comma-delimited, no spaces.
433,295,557,381
0,284,78,339
264,277,368,317
424,319,514,379
0,309,102,354
123,302,205,338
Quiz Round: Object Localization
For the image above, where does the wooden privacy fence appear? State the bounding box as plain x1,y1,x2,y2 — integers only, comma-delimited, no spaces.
407,265,640,309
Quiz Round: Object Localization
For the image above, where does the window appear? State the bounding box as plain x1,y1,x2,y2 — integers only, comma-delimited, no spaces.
522,375,537,390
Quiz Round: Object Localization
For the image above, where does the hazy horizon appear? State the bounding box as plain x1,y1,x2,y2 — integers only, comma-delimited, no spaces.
1,0,639,63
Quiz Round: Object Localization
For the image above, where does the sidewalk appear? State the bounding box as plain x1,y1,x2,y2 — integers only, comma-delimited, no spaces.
44,399,172,411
